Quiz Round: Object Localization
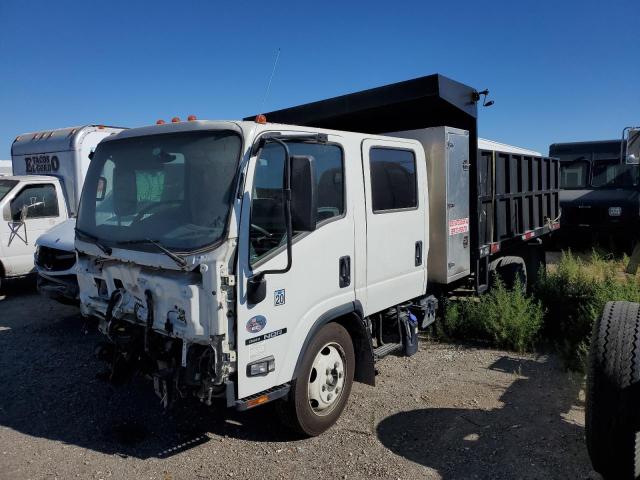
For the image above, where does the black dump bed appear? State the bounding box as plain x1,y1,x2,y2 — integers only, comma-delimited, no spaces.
250,74,559,282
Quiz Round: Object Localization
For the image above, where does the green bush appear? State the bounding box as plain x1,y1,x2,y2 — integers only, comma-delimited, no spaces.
440,279,543,353
535,250,640,370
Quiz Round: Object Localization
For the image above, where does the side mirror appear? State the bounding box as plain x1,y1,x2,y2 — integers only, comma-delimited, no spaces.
113,166,137,216
625,128,640,165
290,155,317,232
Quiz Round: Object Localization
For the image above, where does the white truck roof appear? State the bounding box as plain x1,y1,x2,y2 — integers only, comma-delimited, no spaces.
11,125,124,155
1,174,62,182
478,138,541,156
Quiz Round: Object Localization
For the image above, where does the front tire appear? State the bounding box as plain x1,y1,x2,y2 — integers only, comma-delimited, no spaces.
278,322,355,437
586,301,640,479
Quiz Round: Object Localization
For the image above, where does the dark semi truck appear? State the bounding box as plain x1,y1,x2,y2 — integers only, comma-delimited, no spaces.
551,139,640,248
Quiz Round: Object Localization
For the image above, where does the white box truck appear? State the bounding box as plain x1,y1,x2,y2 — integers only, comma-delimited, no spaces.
1,125,123,293
74,74,560,436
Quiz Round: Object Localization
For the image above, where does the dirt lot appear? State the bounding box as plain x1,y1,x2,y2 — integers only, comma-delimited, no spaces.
0,280,599,480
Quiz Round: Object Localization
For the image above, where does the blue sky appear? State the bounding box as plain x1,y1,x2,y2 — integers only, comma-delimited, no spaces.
0,0,638,159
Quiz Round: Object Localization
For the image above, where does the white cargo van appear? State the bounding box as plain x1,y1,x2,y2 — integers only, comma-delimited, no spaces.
75,74,559,436
1,126,123,292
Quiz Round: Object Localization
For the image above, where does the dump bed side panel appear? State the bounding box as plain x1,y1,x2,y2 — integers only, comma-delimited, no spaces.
477,149,560,249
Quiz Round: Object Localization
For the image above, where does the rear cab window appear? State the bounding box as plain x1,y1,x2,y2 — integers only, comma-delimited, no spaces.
369,147,418,212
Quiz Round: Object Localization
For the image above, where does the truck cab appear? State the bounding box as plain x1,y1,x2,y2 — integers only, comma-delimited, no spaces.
0,176,68,288
551,139,640,247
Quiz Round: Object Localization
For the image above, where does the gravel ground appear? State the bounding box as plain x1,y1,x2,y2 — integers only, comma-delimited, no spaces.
0,279,600,480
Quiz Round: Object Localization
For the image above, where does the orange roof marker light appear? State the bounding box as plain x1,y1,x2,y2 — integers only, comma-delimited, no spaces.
255,114,267,124
171,117,181,123
97,125,105,130
156,119,166,125
187,115,197,121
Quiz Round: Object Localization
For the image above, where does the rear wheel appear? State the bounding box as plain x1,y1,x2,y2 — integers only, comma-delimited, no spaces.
489,255,527,290
278,322,355,436
586,301,640,479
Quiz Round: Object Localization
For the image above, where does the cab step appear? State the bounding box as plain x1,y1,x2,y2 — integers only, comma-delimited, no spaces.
373,342,402,360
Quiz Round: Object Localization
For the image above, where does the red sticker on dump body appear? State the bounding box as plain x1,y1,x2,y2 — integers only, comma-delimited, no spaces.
449,217,469,235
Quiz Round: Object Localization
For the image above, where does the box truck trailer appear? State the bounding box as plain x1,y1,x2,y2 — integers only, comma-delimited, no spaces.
3,125,124,297
74,74,559,436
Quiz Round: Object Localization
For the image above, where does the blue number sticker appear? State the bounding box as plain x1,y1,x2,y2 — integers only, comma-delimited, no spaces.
274,289,285,306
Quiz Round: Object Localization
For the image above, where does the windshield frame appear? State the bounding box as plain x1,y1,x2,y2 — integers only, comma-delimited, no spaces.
76,128,245,256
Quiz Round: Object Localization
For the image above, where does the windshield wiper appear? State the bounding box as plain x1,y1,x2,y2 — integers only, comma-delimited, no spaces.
116,238,187,268
75,227,112,256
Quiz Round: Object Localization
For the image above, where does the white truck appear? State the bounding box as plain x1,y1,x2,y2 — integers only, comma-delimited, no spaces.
75,74,560,436
4,125,123,298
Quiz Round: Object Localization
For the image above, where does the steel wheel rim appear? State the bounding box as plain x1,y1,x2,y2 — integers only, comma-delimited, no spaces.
307,342,346,416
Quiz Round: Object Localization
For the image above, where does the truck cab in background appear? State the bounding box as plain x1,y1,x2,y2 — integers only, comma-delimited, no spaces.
0,176,68,289
551,134,640,250
7,125,124,299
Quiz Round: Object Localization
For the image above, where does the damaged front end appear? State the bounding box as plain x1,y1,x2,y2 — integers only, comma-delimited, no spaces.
78,253,237,408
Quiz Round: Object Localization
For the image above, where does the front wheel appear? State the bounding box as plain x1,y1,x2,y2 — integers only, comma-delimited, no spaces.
278,322,355,437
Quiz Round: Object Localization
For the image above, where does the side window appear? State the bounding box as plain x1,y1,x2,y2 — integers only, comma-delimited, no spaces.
369,148,417,212
10,184,59,221
249,141,345,266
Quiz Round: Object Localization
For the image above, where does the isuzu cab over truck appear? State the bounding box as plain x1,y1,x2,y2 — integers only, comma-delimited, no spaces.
6,125,123,298
75,74,559,436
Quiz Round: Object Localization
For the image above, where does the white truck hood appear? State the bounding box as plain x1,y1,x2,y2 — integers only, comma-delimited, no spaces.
36,218,76,251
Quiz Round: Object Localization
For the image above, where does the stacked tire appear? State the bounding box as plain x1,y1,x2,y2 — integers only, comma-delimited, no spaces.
586,301,640,479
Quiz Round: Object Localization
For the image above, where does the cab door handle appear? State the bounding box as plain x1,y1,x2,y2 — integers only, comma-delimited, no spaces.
339,256,351,288
415,241,423,266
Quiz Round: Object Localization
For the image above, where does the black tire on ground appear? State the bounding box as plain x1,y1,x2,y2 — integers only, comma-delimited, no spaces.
277,322,355,437
489,255,527,290
586,301,640,479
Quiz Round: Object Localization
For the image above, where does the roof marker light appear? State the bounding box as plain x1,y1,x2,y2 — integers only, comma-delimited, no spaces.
156,119,166,125
171,117,181,123
255,114,267,124
187,115,197,121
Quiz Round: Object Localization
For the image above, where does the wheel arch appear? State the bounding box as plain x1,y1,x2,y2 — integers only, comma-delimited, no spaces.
292,301,375,387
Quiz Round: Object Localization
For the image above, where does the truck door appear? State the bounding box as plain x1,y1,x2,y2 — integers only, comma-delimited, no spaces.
235,136,355,399
361,139,427,315
1,183,65,276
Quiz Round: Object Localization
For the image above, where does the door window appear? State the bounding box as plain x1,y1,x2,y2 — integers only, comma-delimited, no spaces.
10,184,59,221
369,148,417,212
249,141,344,266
